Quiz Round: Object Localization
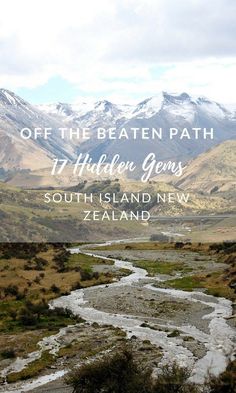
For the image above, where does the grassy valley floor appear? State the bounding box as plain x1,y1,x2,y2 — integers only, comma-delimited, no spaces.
0,240,235,392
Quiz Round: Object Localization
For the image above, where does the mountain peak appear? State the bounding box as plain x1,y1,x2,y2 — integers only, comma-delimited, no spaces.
163,91,191,102
0,88,28,107
94,100,114,111
134,92,194,118
36,91,233,123
55,102,75,117
134,94,164,117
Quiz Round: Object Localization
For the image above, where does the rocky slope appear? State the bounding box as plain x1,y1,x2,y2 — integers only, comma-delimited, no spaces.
1,89,236,174
172,140,236,194
39,92,236,164
0,89,76,171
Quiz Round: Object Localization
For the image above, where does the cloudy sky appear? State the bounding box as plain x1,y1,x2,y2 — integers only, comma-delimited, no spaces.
0,0,235,104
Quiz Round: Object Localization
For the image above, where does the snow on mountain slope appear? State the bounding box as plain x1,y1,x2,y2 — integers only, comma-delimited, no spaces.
81,92,235,163
37,101,94,119
38,92,234,124
37,100,134,133
0,89,76,170
131,94,164,118
0,88,235,172
161,92,231,122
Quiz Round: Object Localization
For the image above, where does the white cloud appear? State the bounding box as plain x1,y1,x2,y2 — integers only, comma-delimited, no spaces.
0,0,235,103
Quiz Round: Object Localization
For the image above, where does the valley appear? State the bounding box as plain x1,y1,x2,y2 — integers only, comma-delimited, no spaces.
1,176,236,242
0,240,235,392
0,87,235,391
0,88,235,245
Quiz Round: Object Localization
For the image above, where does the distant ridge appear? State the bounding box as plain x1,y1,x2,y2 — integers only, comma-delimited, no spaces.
0,88,235,172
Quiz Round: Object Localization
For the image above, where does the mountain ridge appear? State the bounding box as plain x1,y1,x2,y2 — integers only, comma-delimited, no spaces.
36,91,234,122
0,88,77,171
0,88,235,173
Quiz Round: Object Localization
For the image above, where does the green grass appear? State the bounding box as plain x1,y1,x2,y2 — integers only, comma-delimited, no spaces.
0,300,24,333
165,276,205,291
0,299,24,313
133,260,192,276
165,273,235,299
58,341,113,360
0,312,79,334
206,287,232,298
67,252,113,271
6,351,54,383
0,299,79,334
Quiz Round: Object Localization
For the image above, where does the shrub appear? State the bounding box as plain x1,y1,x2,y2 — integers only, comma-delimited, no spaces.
66,348,150,393
207,359,236,393
93,272,99,280
34,257,48,270
80,270,93,281
53,249,70,272
50,284,60,294
4,284,19,297
9,310,17,321
34,276,41,284
71,281,82,290
151,363,196,393
1,349,16,359
66,346,236,393
17,300,49,327
175,242,184,249
0,243,48,260
18,308,38,326
209,242,236,254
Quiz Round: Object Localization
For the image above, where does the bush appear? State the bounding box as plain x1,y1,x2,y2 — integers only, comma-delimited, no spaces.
80,270,93,281
4,284,19,297
0,243,48,260
66,348,150,393
9,310,17,321
175,242,184,249
71,281,82,290
34,257,48,270
34,276,41,284
151,363,196,393
50,284,60,294
66,348,233,393
18,308,38,326
209,242,236,254
207,359,236,393
17,300,49,327
53,249,70,272
1,349,16,359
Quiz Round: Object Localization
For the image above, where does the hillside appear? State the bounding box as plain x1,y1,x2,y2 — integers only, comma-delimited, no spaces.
1,178,235,242
0,89,236,177
0,181,145,242
172,140,236,194
46,92,236,165
0,89,76,171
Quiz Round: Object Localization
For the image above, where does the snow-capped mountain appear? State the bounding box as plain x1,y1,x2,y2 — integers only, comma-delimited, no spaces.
0,89,235,173
131,95,163,119
38,92,233,123
40,91,235,164
0,89,77,171
37,99,133,128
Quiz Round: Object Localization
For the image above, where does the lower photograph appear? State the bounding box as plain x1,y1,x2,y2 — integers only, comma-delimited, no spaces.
0,240,235,393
